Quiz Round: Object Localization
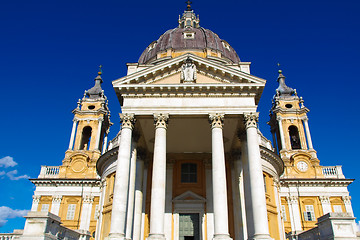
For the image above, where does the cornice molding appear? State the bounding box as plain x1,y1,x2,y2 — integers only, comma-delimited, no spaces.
30,178,101,187
113,53,266,86
260,146,284,176
280,178,354,187
117,84,260,98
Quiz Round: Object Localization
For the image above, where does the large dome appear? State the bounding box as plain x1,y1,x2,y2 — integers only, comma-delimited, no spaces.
138,10,240,64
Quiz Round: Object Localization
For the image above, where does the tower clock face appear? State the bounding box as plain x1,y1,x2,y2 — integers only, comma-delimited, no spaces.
296,161,309,172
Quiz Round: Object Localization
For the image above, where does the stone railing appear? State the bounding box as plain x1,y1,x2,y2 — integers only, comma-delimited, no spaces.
257,130,274,151
20,211,90,240
37,165,60,178
0,230,22,240
0,234,18,240
107,130,121,152
322,166,345,179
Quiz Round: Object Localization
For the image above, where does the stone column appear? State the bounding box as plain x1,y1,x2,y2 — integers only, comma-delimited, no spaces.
109,113,136,240
319,196,332,215
140,164,149,240
205,159,214,240
231,151,247,240
273,181,285,240
342,196,354,216
270,128,278,154
164,160,174,240
243,113,271,240
95,119,103,150
50,195,62,216
277,116,286,150
68,119,77,150
133,150,145,240
209,113,231,240
31,195,41,211
79,195,94,231
302,117,313,149
95,180,107,240
286,196,302,232
126,132,140,240
147,113,169,240
102,130,109,154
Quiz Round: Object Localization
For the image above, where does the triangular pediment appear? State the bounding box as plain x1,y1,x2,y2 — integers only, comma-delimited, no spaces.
112,53,266,87
172,191,206,203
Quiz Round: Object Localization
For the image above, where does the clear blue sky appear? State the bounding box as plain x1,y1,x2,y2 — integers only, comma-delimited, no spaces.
0,0,359,233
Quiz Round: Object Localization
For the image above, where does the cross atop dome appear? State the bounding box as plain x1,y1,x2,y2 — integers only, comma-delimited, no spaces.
186,0,192,11
178,3,199,28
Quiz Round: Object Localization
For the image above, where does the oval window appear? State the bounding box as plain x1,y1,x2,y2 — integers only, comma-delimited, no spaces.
285,104,292,109
88,105,95,110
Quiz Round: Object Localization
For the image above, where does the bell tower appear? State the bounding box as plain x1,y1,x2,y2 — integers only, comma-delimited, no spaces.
59,68,112,178
268,70,323,178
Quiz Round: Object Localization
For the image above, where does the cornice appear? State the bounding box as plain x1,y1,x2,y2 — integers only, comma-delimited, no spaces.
96,147,119,177
72,109,108,116
30,178,101,187
280,178,354,187
118,84,260,98
113,53,266,86
272,106,309,115
260,146,284,176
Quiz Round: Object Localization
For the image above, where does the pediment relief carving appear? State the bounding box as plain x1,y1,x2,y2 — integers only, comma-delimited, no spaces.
173,191,206,203
113,54,265,87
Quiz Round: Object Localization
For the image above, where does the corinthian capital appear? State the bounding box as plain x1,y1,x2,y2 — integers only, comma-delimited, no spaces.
52,195,63,203
32,195,41,203
83,195,94,204
120,113,136,129
209,113,224,129
342,196,352,204
244,113,259,129
154,113,169,129
319,196,330,204
286,196,298,204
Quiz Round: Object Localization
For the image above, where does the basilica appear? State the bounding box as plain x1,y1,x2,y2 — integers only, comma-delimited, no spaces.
1,6,358,240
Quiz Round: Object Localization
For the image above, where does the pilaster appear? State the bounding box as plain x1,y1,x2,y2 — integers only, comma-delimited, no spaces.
31,195,41,211
79,195,94,231
286,196,302,232
342,196,354,216
319,196,332,215
50,195,62,216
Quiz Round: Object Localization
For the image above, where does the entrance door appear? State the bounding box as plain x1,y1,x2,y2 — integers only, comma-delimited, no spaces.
179,213,200,240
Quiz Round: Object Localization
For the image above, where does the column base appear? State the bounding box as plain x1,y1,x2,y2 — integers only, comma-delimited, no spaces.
146,233,166,240
213,234,232,240
106,233,126,240
248,233,273,240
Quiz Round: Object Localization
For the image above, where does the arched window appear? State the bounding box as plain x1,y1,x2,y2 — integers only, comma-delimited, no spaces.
289,126,301,149
80,126,92,150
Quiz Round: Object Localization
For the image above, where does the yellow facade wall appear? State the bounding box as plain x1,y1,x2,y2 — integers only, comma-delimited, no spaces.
299,196,323,230
264,173,280,240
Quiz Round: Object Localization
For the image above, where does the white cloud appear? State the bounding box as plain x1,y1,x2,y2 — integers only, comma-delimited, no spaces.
0,171,5,176
0,156,17,168
6,170,30,180
0,206,28,227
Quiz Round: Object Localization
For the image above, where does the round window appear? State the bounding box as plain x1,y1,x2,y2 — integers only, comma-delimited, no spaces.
285,104,292,109
88,105,95,110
